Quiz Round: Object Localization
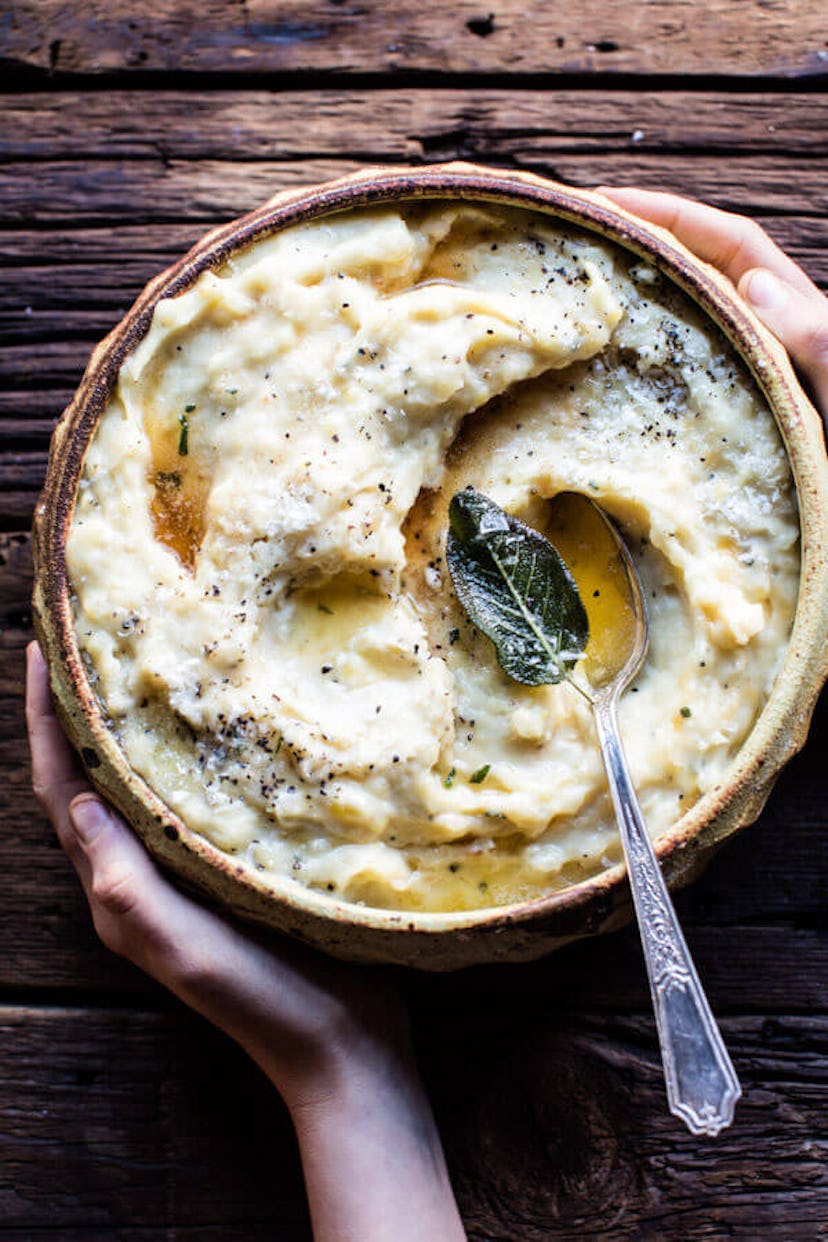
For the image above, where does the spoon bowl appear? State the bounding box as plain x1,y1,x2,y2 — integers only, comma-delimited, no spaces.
551,491,742,1137
545,491,649,695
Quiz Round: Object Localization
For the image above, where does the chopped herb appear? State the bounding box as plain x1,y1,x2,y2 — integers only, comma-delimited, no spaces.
470,764,491,785
443,767,456,789
275,734,283,753
448,862,461,873
680,706,692,718
184,403,196,413
178,412,189,456
317,603,334,615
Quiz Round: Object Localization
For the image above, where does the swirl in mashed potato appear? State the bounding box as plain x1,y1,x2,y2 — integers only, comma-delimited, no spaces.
67,203,799,911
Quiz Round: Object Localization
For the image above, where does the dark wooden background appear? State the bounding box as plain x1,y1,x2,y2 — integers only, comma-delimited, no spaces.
2,3,828,1237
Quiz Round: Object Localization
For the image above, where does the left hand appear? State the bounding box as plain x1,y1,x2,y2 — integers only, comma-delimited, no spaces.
26,639,467,1240
25,639,408,1111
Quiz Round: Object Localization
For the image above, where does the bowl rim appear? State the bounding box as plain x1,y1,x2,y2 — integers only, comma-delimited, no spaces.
33,161,828,948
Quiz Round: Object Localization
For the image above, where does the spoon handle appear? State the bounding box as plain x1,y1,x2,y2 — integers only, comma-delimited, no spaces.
593,695,741,1136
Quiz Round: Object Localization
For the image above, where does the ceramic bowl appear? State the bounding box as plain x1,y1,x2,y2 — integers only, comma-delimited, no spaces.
32,163,828,968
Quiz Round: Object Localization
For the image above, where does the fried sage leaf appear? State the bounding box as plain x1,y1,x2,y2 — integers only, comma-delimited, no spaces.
446,487,589,687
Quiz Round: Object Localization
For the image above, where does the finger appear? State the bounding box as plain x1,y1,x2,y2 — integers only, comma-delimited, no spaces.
67,796,365,1067
67,793,281,1006
739,268,828,420
596,187,818,300
25,642,90,848
68,792,195,968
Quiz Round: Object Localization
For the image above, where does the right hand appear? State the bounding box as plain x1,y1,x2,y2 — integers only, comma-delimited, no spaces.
597,187,828,424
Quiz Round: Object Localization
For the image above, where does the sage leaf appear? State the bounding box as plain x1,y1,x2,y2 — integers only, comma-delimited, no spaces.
446,487,589,687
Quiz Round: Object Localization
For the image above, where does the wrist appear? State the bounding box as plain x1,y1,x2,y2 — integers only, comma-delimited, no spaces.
285,1041,466,1242
226,985,415,1117
279,1017,419,1121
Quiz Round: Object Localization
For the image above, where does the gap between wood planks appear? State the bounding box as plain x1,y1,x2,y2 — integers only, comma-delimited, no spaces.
4,68,828,95
4,0,828,81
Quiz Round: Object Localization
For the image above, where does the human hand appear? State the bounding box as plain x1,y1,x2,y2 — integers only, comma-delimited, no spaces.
25,641,406,1106
25,641,465,1241
596,187,828,423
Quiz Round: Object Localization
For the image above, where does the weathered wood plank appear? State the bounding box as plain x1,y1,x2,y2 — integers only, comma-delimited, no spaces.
0,339,92,389
439,1013,828,1240
0,223,203,266
0,449,48,488
4,154,827,229
0,390,70,442
2,1004,828,1238
0,308,121,343
0,1004,310,1237
3,90,828,161
0,492,42,525
4,0,828,79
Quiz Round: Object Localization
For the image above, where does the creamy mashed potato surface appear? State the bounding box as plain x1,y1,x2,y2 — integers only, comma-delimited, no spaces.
67,203,799,912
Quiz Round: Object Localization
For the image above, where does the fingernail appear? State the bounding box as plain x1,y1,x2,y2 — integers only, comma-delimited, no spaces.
70,797,109,845
745,269,789,312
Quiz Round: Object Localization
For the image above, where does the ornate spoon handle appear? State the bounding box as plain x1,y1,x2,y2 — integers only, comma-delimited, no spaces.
592,694,741,1136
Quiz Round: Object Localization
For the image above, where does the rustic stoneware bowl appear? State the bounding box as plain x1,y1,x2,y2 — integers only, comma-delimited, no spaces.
33,162,828,969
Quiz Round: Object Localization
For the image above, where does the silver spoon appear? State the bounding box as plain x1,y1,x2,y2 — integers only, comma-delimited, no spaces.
556,493,742,1137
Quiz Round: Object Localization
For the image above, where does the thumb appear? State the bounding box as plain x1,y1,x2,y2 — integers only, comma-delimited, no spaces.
68,793,193,971
739,268,828,419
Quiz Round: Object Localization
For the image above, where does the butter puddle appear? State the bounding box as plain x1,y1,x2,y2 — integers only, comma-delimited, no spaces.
544,491,638,688
145,407,209,572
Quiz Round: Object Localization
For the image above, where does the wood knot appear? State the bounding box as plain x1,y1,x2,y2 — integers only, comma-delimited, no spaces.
451,1030,640,1234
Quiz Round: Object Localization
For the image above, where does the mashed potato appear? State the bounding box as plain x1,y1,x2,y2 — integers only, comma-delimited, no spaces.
67,202,799,911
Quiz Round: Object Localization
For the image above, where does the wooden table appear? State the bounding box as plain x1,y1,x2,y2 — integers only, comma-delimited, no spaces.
2,4,827,1237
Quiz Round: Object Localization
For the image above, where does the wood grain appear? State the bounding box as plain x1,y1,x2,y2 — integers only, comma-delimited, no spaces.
4,90,828,160
4,153,828,228
442,1014,828,1239
5,0,828,79
3,12,828,1236
2,1004,828,1239
0,1004,311,1237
